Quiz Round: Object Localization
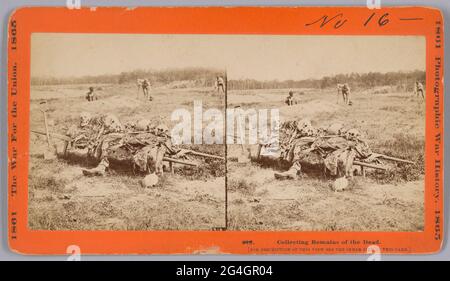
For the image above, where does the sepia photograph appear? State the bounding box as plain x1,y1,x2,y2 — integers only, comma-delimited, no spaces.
29,34,227,231
29,33,426,232
225,35,426,232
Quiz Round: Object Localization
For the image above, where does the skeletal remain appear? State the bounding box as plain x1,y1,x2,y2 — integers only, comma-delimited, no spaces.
135,119,151,131
141,173,159,188
304,126,317,137
156,124,169,135
274,162,301,180
124,120,136,131
332,177,348,192
103,114,123,133
80,112,92,127
82,158,109,176
296,118,312,132
346,128,361,141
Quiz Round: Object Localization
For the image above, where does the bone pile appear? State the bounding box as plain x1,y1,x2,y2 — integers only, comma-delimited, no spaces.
276,119,384,178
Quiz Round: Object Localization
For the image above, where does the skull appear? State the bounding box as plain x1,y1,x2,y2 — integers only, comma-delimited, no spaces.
332,177,348,192
135,119,151,131
156,124,169,135
80,112,92,127
339,127,349,136
297,119,311,130
296,118,312,135
103,114,123,132
304,126,317,137
346,128,361,141
141,173,159,188
124,121,136,131
316,127,326,136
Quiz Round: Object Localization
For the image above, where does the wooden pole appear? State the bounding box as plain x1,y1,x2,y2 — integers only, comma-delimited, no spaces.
137,83,139,99
42,110,51,147
31,130,71,141
376,154,415,165
163,157,198,167
169,161,174,174
185,150,225,160
256,144,262,160
353,160,387,170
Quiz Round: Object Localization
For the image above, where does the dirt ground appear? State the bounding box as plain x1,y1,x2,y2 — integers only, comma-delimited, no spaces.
29,84,226,230
227,87,425,231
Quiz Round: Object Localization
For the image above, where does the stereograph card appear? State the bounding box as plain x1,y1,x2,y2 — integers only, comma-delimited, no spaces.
7,6,444,254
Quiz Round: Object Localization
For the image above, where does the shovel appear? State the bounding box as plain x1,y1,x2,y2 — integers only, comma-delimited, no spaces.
40,101,57,160
237,123,251,163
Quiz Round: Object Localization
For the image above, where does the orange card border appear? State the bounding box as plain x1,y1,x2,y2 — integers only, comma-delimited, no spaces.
7,6,444,255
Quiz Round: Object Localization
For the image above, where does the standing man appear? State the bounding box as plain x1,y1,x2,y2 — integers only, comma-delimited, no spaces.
341,83,350,105
342,83,350,105
414,81,425,99
142,79,152,101
337,83,351,105
215,76,225,94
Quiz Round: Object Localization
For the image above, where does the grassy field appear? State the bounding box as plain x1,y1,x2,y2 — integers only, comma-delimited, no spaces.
29,83,226,230
28,83,425,232
227,87,425,231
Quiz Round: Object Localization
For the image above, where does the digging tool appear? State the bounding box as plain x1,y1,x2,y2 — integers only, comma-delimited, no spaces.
31,130,71,141
256,144,262,160
39,101,57,160
235,112,251,163
31,129,71,157
136,80,140,100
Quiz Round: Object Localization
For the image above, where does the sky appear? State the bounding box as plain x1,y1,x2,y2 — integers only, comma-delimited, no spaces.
31,33,425,81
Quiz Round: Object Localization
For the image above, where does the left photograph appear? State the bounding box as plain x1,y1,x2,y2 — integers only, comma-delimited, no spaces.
29,34,226,230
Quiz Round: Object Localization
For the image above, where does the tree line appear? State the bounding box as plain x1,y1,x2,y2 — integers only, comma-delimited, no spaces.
32,68,425,91
31,67,224,87
227,70,425,91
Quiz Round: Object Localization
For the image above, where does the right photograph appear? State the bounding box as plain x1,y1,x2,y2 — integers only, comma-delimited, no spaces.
226,35,426,231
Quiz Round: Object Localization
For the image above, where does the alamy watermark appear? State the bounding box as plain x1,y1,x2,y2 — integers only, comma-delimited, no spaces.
66,0,81,9
66,245,81,261
367,0,381,9
171,100,280,147
366,245,382,261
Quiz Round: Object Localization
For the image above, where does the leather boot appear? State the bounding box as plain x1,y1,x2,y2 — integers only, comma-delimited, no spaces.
274,162,301,180
82,158,109,176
